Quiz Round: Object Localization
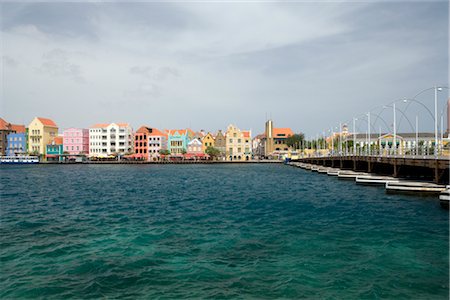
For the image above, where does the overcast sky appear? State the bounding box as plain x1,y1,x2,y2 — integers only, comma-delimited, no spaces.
1,1,448,137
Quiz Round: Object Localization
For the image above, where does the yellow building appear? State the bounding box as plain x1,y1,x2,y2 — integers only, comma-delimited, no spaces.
201,132,215,152
225,124,252,161
28,117,58,155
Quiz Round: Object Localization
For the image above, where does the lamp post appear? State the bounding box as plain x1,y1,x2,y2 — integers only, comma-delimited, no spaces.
367,112,371,156
415,115,418,156
353,118,356,156
393,102,396,156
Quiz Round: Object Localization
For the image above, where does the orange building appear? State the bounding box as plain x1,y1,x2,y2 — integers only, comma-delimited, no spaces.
134,126,152,160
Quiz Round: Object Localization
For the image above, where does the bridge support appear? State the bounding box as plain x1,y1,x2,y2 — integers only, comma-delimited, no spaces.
393,158,398,178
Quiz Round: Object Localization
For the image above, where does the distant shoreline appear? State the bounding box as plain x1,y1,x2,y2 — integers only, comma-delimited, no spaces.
36,160,284,165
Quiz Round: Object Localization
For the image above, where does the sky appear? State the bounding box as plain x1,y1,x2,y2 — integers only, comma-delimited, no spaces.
1,1,449,137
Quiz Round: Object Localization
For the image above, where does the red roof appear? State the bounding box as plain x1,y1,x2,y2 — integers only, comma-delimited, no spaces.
136,126,153,134
0,118,26,132
167,129,194,136
53,137,63,144
91,123,109,128
37,117,57,127
0,118,8,130
149,128,167,138
242,131,251,138
273,128,293,138
11,124,26,133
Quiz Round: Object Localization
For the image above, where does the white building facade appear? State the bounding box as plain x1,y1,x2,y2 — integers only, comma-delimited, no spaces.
148,129,168,160
89,123,133,158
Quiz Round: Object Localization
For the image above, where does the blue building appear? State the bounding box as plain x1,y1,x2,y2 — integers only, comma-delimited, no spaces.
6,133,27,156
167,129,194,156
46,137,64,162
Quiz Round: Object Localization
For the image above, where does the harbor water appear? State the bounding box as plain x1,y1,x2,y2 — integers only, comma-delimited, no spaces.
1,164,448,298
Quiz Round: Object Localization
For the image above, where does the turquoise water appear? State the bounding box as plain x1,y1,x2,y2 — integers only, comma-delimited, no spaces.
0,164,448,299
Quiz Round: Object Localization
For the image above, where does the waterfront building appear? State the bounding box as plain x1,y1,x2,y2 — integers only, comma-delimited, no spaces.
148,128,168,160
46,136,64,162
225,124,252,161
63,128,89,156
252,134,266,159
134,126,152,160
89,123,133,158
201,132,215,152
0,118,26,156
193,130,206,140
6,132,27,156
263,120,294,158
167,129,194,156
27,117,58,156
214,130,226,159
186,138,207,159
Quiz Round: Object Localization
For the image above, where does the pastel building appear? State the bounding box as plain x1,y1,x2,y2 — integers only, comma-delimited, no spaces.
214,130,226,158
1,118,26,155
167,129,194,155
187,138,203,154
225,124,252,161
186,138,208,159
89,123,133,158
46,137,64,162
148,128,168,160
6,132,27,156
28,117,58,155
201,132,215,152
63,128,89,156
134,126,152,160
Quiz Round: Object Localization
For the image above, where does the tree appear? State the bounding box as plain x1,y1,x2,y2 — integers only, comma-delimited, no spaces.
205,146,220,159
285,133,305,148
159,149,170,156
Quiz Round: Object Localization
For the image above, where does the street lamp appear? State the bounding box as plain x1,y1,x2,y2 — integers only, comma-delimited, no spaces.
367,112,371,156
434,86,443,157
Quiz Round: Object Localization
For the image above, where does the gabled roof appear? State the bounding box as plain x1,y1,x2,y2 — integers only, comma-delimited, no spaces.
188,138,202,145
201,132,214,140
37,117,57,127
136,126,153,134
149,128,167,137
242,130,251,138
167,128,195,136
52,136,63,145
11,125,26,133
0,118,9,130
0,118,26,132
273,128,293,138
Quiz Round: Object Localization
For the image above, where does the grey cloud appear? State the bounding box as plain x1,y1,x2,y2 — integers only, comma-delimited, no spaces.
1,3,100,40
37,49,85,83
2,56,19,68
130,66,180,81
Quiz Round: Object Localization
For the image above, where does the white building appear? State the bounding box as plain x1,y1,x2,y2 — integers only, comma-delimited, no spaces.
89,123,133,158
148,129,168,160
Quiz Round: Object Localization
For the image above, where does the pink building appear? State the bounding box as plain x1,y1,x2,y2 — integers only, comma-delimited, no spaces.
63,128,89,155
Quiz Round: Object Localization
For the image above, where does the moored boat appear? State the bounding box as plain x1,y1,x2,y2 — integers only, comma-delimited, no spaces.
439,186,449,209
385,181,446,195
356,175,400,185
0,156,39,164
